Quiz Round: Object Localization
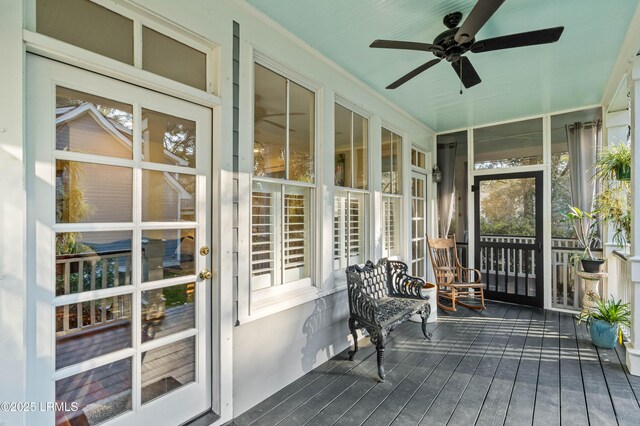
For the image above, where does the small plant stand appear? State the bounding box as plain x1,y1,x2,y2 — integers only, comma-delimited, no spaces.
576,270,608,317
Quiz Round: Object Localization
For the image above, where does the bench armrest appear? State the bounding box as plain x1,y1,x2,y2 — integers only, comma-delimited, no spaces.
389,260,430,299
346,272,378,323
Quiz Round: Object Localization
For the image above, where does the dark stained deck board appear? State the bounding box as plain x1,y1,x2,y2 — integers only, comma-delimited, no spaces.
597,343,640,425
414,304,517,426
332,308,485,426
304,307,475,426
239,307,460,426
614,342,640,405
502,307,545,426
558,312,589,425
474,306,534,426
276,313,443,426
358,304,511,426
387,304,512,426
575,318,618,426
232,301,640,426
532,309,561,426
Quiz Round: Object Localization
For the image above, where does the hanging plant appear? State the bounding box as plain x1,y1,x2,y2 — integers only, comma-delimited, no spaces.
592,142,631,247
593,143,631,182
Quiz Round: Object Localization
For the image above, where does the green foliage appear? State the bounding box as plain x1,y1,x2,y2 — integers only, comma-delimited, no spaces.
593,143,631,182
479,177,535,236
577,295,631,344
562,206,600,259
592,143,631,247
550,153,575,238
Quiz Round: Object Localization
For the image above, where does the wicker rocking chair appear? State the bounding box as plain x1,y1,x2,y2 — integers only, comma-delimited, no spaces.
427,236,486,312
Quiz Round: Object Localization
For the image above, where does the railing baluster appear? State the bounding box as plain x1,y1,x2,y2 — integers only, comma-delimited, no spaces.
505,248,509,293
63,262,70,333
90,260,96,326
524,251,530,297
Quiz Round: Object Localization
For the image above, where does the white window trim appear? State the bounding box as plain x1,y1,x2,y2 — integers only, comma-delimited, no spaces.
241,51,321,322
23,0,220,103
411,144,429,172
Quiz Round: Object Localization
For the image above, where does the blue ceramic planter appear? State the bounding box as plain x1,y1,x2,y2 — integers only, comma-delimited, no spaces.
589,319,619,348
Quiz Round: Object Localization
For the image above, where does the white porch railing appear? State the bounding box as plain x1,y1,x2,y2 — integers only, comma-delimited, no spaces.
612,250,632,306
56,250,132,336
457,236,601,310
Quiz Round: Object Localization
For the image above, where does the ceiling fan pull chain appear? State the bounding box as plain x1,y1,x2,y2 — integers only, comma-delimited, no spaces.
459,61,463,95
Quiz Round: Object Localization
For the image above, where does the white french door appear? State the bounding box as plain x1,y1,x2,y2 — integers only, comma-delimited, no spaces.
411,172,428,279
27,55,216,426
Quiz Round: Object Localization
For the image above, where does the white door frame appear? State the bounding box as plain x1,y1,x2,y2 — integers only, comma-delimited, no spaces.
26,54,225,425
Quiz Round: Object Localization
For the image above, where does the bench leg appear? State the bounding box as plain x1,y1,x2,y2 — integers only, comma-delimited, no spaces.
421,308,432,340
348,317,359,361
374,332,386,381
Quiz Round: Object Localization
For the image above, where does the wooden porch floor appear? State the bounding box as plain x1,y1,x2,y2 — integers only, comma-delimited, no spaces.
233,301,640,426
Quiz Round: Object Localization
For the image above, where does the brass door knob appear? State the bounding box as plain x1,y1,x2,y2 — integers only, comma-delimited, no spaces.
199,269,213,280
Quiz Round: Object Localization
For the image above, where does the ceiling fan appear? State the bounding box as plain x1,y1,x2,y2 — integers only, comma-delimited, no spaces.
370,0,564,91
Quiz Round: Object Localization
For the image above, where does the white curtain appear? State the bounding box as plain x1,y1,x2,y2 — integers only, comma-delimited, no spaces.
437,143,457,237
566,121,601,214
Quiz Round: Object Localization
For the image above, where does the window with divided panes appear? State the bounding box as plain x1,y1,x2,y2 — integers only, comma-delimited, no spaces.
251,63,315,290
381,128,402,258
333,104,369,270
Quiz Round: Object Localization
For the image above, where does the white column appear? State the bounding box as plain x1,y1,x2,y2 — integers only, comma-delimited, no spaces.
319,88,335,287
626,56,640,375
0,1,26,425
604,109,631,301
370,115,383,261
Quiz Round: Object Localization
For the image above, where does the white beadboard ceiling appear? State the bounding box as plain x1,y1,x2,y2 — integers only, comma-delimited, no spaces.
246,0,639,132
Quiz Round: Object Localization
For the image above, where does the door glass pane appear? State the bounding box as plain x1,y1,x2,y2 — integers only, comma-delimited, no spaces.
141,283,195,342
353,112,368,189
142,229,195,282
56,294,132,369
56,231,132,296
334,104,352,187
479,178,536,237
56,160,133,223
56,87,133,159
142,109,196,167
37,0,134,64
141,336,196,404
141,170,196,222
254,64,286,179
55,358,132,426
142,26,207,91
288,82,315,182
474,118,543,169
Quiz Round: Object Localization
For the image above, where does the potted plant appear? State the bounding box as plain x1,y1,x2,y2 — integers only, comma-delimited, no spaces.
593,143,631,181
577,294,630,348
592,143,631,247
563,206,604,272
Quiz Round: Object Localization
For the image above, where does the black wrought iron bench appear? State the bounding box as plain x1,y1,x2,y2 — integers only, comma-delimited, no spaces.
346,258,432,381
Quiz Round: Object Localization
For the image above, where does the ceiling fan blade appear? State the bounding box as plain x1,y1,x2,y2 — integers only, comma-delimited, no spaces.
370,39,443,53
455,0,506,44
257,118,296,132
470,26,564,53
386,59,441,89
451,57,481,89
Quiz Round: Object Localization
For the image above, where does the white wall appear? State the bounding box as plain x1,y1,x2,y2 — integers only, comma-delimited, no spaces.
1,0,435,423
